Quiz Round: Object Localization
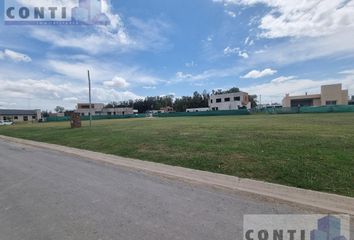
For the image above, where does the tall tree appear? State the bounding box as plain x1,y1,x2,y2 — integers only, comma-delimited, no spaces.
54,106,65,113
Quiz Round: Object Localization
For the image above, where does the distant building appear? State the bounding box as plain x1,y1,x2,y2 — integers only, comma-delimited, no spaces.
349,96,354,105
160,107,174,113
209,92,251,111
75,103,135,116
0,109,41,122
76,103,105,116
282,84,349,107
102,107,134,116
186,108,210,113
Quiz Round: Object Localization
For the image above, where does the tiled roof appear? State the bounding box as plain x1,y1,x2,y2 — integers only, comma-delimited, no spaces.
0,109,39,115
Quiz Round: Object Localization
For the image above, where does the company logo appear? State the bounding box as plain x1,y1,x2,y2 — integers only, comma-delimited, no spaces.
243,215,350,240
4,0,110,25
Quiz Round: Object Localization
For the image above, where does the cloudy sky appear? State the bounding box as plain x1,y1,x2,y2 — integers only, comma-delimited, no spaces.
1,0,354,111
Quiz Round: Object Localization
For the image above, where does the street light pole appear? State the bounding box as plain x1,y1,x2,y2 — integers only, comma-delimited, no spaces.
88,70,92,128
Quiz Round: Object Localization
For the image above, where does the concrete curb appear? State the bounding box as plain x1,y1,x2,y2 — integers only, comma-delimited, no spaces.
1,135,353,215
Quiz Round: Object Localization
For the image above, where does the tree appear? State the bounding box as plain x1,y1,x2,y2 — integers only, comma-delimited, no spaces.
213,87,240,95
249,95,258,108
54,106,65,113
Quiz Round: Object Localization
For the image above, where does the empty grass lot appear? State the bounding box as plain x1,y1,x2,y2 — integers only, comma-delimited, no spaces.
0,113,353,197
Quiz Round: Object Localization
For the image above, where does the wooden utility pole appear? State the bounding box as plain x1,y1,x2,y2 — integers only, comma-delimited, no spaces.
88,70,92,128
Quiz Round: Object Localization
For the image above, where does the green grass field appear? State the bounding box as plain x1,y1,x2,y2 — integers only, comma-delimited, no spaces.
1,113,353,197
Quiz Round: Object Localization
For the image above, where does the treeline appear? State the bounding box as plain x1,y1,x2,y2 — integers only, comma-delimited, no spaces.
105,87,257,113
105,91,209,113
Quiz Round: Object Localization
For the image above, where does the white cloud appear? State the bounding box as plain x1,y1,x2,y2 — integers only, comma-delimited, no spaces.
244,74,354,104
225,10,237,18
238,51,249,59
244,37,254,46
47,60,107,81
63,97,79,102
251,30,354,65
224,46,239,55
103,76,130,89
143,86,157,90
214,0,354,39
173,66,243,83
28,1,170,55
0,49,31,62
30,28,131,55
0,77,142,110
271,76,296,83
185,61,196,68
214,1,354,65
224,46,249,58
45,58,162,87
339,69,354,75
242,68,277,79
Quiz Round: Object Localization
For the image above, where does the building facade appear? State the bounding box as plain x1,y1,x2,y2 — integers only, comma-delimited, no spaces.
209,92,251,111
75,103,135,116
76,103,105,116
282,84,349,107
0,109,41,122
102,107,134,116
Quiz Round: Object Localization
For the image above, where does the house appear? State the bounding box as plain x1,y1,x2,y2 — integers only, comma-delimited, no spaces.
75,103,135,116
186,108,210,113
160,107,174,113
282,84,349,107
76,103,105,116
0,109,41,122
209,92,251,111
102,107,134,116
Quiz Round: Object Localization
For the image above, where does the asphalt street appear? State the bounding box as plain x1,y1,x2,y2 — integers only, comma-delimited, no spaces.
0,140,327,240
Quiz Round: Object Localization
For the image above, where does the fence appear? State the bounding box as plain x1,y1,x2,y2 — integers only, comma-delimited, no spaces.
45,105,354,122
255,105,354,114
157,109,250,118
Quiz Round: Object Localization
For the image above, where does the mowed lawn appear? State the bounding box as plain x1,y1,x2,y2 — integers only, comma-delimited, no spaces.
0,113,353,197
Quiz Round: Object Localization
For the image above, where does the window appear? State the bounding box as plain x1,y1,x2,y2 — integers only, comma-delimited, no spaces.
326,101,337,105
216,98,222,103
234,96,241,101
32,116,36,119
14,116,18,120
24,116,28,121
210,99,213,103
225,97,230,102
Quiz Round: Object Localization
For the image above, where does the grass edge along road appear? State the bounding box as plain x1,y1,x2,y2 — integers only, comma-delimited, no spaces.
0,113,353,197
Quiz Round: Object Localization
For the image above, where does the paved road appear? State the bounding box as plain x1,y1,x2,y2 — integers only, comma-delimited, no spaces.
0,140,315,240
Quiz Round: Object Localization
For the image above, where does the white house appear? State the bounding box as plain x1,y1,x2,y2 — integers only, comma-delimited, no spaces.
209,92,251,110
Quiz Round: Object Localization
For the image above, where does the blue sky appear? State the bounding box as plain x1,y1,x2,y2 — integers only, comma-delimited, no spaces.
0,0,354,110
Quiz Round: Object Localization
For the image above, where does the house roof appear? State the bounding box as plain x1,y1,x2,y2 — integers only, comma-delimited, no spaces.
0,109,40,116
